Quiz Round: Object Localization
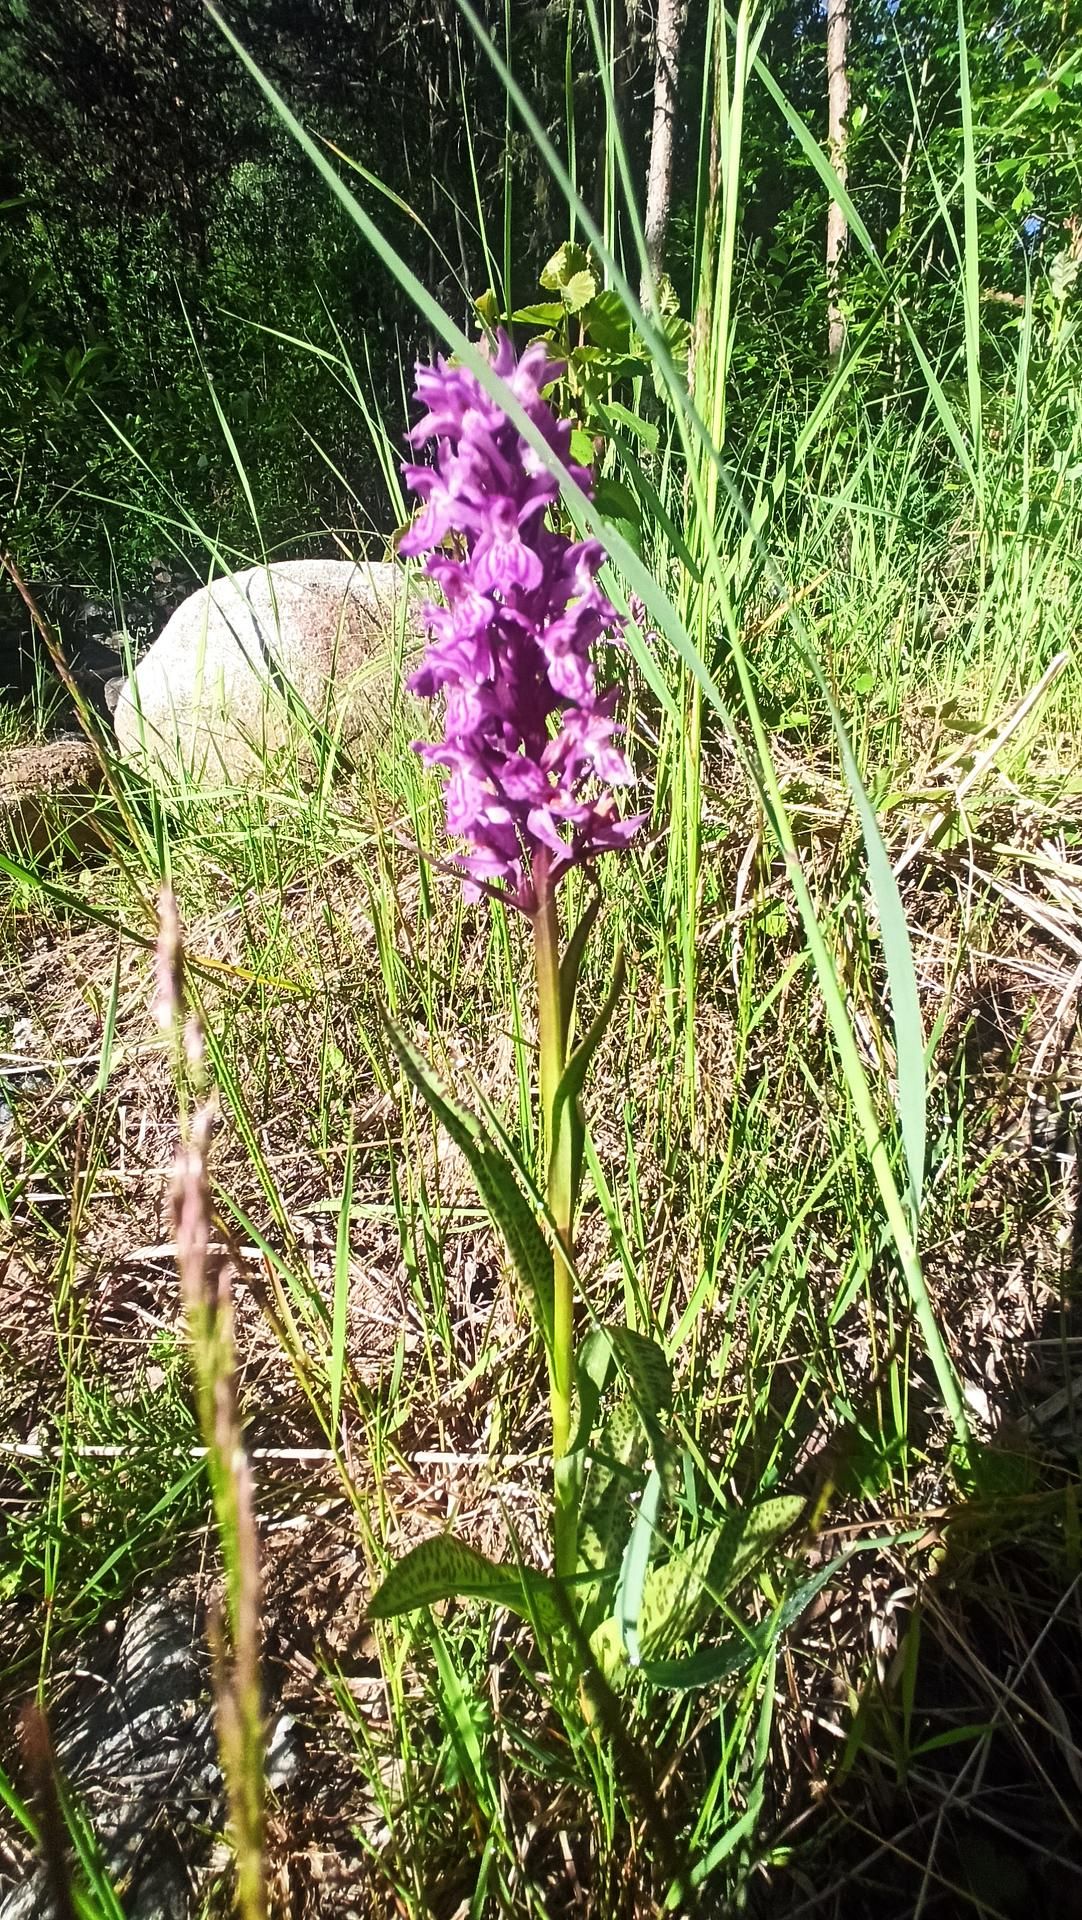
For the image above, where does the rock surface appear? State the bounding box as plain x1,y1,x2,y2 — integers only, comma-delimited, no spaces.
0,1598,221,1919
113,558,422,784
0,738,104,862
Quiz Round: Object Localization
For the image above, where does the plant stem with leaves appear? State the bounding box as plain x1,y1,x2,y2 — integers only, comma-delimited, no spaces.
531,854,577,1576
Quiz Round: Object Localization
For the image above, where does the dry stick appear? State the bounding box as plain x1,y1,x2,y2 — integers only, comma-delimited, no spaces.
17,1703,77,1920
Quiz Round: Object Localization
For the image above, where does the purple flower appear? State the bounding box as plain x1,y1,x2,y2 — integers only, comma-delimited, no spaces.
401,332,644,911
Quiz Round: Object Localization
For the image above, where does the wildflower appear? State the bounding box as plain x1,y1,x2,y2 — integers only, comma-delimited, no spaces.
401,332,643,911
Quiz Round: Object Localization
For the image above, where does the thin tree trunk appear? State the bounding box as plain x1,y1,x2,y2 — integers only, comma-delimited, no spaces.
826,0,851,364
642,0,688,302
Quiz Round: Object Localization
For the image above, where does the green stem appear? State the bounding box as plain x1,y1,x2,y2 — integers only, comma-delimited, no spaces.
531,860,577,1582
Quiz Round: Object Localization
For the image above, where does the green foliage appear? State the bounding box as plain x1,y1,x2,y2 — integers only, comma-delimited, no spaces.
378,1005,556,1349
368,1535,563,1633
5,3,1082,1913
590,1496,806,1689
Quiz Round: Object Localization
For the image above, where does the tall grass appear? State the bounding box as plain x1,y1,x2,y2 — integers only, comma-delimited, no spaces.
3,2,1081,1913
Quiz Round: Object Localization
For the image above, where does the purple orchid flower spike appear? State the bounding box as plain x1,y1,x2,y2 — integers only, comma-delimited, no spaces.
400,330,644,914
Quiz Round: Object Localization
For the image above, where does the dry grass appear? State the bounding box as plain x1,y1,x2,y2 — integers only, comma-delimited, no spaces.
1,717,1081,1914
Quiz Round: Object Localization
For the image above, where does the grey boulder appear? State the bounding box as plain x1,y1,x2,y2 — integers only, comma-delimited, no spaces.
113,558,424,784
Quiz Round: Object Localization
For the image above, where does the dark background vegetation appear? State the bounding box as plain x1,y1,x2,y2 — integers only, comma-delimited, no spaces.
0,0,1078,589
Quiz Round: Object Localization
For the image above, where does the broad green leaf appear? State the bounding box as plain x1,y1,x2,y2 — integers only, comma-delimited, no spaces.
615,1465,663,1667
607,1325,672,1430
368,1534,561,1632
636,1536,911,1694
581,289,632,352
577,1396,647,1594
561,269,597,313
712,1495,807,1591
640,1639,765,1692
590,1496,805,1686
540,240,593,298
567,1322,618,1467
590,1521,723,1684
572,1324,673,1618
593,475,642,529
570,1323,671,1458
600,513,641,560
380,1008,554,1349
570,345,644,387
599,399,659,451
510,301,564,327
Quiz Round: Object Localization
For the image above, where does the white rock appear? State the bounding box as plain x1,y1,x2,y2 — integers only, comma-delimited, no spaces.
113,558,422,784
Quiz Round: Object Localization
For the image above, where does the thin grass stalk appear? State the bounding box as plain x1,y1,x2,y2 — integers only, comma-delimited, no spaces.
957,0,983,479
675,0,753,1114
17,1705,77,1920
564,0,578,241
537,1,970,1445
157,892,267,1920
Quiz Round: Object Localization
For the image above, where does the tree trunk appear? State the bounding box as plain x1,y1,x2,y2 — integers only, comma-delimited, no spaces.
642,0,688,302
826,0,851,364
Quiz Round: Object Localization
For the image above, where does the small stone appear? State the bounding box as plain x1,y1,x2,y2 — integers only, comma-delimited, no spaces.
265,1712,299,1791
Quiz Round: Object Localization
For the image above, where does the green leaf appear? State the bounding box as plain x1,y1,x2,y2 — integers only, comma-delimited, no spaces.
599,400,659,451
570,1324,673,1594
510,301,564,327
540,240,592,295
593,476,642,528
379,1008,555,1349
581,289,632,351
570,345,644,387
474,288,500,327
577,1396,647,1597
650,311,690,396
591,1521,722,1684
562,270,597,313
589,1496,805,1687
635,1533,913,1692
607,1325,672,1437
550,948,626,1215
615,1465,663,1667
559,893,601,1036
712,1495,807,1591
569,1323,619,1456
369,1534,562,1632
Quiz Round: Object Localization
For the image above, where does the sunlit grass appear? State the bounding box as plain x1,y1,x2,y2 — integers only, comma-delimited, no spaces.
2,3,1082,1913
